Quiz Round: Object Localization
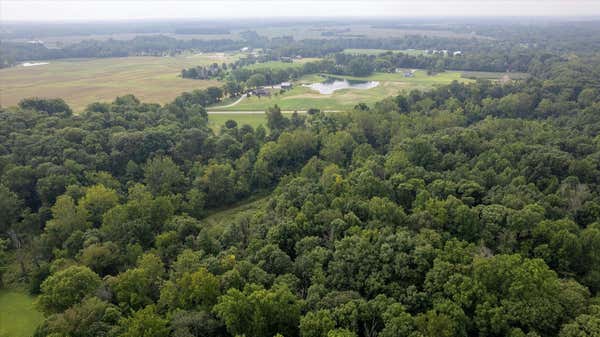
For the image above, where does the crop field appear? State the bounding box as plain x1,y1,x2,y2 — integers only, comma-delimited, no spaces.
0,54,240,112
0,290,43,337
212,70,472,111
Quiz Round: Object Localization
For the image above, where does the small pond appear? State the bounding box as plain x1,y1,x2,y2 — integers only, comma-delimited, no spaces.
304,77,379,94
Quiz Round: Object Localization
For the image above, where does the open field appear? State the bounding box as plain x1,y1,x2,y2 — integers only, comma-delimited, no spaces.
0,53,518,115
212,70,472,111
343,48,429,56
0,289,43,337
253,24,488,40
0,54,240,111
244,58,320,70
460,70,530,80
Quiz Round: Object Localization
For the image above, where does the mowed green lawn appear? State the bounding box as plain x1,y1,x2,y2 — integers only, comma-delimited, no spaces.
0,54,239,112
208,113,268,131
213,70,472,111
208,112,300,132
0,290,44,337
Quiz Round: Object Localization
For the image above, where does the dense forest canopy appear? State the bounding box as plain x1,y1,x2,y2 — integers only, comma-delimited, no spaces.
3,17,600,337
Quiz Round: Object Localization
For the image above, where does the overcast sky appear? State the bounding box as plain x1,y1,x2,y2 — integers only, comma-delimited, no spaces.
2,1,600,22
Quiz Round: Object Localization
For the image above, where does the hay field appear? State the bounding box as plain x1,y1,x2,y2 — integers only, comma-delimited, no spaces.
0,53,238,112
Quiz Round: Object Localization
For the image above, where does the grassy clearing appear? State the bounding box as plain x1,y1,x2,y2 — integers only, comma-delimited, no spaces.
213,70,471,111
208,113,268,131
208,112,299,132
200,193,270,240
0,289,43,337
0,54,239,112
202,193,269,227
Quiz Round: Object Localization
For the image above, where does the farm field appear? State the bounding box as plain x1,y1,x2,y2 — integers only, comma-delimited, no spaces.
0,54,239,111
0,290,43,337
212,70,472,111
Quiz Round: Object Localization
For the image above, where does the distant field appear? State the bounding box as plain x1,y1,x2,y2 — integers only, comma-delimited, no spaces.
213,70,472,111
343,48,428,56
460,71,530,80
0,54,239,112
0,290,43,337
254,24,488,40
244,58,319,70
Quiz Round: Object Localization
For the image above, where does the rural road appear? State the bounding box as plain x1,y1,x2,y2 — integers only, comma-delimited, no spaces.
206,94,339,114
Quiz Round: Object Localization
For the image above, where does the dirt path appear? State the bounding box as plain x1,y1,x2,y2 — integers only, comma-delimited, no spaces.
211,94,246,109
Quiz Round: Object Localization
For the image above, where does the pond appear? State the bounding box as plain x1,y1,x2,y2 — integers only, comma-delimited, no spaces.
304,77,379,94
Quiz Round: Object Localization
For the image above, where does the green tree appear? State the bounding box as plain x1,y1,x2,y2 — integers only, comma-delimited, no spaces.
44,297,121,337
110,253,164,311
321,131,357,166
195,162,236,207
159,268,220,311
327,329,357,337
143,156,185,196
42,195,89,252
38,265,102,314
300,310,336,337
247,73,267,88
78,184,119,226
0,184,22,234
214,285,302,337
119,305,170,337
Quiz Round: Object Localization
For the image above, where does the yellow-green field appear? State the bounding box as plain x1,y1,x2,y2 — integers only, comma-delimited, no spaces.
0,54,239,111
0,290,43,337
212,70,471,111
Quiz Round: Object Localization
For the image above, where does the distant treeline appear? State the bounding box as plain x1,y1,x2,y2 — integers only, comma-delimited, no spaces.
0,36,246,68
0,28,593,76
181,55,267,80
0,33,519,69
182,50,554,87
173,27,231,35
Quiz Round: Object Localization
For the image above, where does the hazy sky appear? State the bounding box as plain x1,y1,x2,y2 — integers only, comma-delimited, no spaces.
2,1,600,22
